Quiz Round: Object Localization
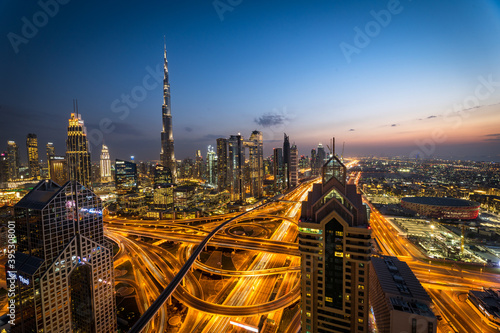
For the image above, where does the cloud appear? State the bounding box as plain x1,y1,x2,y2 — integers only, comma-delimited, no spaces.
391,124,397,127
349,128,355,131
484,133,500,141
185,127,193,132
254,111,293,128
427,115,437,119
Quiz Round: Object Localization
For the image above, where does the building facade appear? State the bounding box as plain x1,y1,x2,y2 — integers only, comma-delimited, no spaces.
7,141,20,181
228,134,244,202
49,156,68,186
8,180,116,332
115,159,138,194
273,148,283,192
246,131,263,198
153,164,174,210
370,256,436,333
300,155,371,333
100,145,112,183
66,113,92,188
26,133,40,180
216,138,228,192
290,144,298,187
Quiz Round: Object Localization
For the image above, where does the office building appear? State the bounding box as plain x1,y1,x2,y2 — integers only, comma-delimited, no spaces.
283,133,291,189
7,141,20,181
160,42,177,182
100,144,112,183
115,159,138,194
246,130,263,198
300,152,371,333
66,112,92,188
370,256,436,333
228,134,244,202
26,133,40,180
9,180,116,332
290,144,298,187
153,164,174,210
273,148,284,192
216,138,228,192
49,156,69,186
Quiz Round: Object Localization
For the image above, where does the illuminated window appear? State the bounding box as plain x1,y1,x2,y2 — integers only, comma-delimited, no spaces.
358,319,364,323
326,297,333,302
358,284,364,289
335,231,343,236
335,252,344,257
306,312,311,317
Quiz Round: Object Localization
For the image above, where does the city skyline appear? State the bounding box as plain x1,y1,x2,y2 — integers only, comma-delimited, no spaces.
2,1,500,162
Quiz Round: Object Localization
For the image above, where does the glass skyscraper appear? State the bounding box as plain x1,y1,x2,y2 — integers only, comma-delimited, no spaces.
9,180,116,332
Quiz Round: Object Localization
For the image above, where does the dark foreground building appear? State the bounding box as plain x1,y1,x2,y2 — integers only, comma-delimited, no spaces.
8,180,116,332
300,154,371,333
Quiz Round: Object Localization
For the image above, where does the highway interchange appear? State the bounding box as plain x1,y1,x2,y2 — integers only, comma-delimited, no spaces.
106,162,500,333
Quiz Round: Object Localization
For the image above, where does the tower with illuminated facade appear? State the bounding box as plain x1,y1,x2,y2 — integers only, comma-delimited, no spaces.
66,112,92,188
100,144,112,183
300,147,371,333
160,42,177,183
26,133,40,180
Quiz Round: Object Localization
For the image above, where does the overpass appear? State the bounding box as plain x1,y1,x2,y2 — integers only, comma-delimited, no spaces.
127,201,268,333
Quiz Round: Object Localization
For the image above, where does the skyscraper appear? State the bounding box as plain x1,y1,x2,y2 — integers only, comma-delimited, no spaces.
194,149,204,179
273,147,283,192
246,130,263,198
115,159,138,194
66,113,92,188
153,164,174,210
290,144,298,187
0,152,8,183
316,143,326,171
228,134,244,202
26,133,40,180
283,133,291,189
311,149,317,176
300,151,371,333
206,145,217,186
7,140,19,181
46,142,55,179
46,142,55,164
160,42,177,183
100,144,112,183
216,138,228,192
9,180,116,332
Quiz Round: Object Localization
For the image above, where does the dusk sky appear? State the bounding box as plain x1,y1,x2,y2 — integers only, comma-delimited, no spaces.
1,0,500,163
